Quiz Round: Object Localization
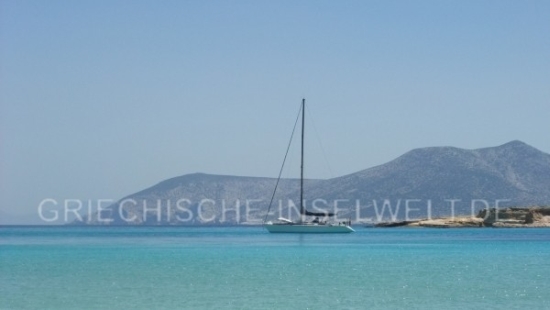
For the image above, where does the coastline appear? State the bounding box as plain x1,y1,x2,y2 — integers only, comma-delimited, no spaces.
375,206,550,228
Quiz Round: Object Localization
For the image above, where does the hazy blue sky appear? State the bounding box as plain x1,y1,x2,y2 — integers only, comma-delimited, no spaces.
1,0,549,217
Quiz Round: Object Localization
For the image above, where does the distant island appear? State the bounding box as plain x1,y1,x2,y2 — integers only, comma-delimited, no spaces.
67,140,550,226
375,206,550,228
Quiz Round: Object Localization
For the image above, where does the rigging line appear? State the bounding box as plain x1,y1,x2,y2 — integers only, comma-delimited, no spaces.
305,103,335,179
263,103,303,224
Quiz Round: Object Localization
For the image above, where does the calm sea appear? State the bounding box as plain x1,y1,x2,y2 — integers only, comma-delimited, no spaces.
1,226,549,309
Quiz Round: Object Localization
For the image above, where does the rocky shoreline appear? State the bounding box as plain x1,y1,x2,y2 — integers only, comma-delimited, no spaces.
374,207,550,228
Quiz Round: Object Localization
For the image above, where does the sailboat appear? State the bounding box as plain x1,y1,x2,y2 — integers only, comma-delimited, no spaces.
264,99,354,233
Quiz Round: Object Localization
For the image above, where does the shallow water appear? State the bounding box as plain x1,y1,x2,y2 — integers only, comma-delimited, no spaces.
1,226,549,309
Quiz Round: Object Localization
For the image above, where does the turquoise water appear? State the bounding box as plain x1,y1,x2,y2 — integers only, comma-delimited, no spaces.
1,227,549,309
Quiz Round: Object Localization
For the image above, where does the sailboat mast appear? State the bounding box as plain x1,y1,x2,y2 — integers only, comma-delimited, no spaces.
300,98,305,222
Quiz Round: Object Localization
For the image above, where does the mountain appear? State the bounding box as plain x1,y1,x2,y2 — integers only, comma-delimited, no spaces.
308,140,550,220
80,173,321,225
77,140,550,225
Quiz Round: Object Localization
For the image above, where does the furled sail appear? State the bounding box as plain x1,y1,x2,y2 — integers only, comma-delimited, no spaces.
304,210,335,217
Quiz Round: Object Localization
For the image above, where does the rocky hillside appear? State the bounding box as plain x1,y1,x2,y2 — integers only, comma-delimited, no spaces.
308,140,550,220
76,140,550,225
81,173,321,225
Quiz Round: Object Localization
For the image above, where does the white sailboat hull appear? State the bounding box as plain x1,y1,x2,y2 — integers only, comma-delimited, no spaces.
265,223,354,233
264,100,355,235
